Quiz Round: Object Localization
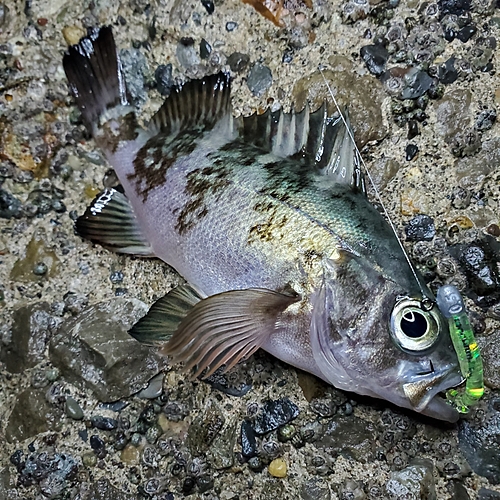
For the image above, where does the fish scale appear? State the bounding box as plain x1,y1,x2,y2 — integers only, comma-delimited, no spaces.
64,25,466,422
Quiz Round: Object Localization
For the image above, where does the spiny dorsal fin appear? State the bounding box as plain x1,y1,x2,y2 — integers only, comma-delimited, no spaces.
241,103,365,193
75,188,153,255
63,26,129,132
129,284,203,345
148,72,234,136
162,288,300,379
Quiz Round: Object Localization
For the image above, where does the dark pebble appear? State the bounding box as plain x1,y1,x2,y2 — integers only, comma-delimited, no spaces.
227,52,250,73
91,415,118,431
478,488,500,499
199,38,211,59
438,57,458,84
182,477,196,495
155,64,173,96
401,68,434,99
457,24,476,42
405,143,419,161
282,50,293,63
360,44,389,76
241,420,257,458
197,475,214,493
110,271,124,284
438,0,471,17
246,63,273,97
407,120,419,140
205,369,252,397
200,0,214,14
226,21,237,32
405,215,436,241
253,397,300,435
476,109,496,131
90,435,105,450
248,456,265,471
0,188,23,219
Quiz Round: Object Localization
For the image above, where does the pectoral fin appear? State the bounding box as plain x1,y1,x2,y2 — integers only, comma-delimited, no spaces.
162,288,300,379
76,188,153,256
129,284,204,345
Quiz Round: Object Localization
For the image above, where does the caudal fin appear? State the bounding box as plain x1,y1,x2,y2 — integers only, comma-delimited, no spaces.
63,26,129,132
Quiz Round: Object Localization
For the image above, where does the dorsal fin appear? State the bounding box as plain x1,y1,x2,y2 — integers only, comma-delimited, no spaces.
241,103,365,193
148,72,234,136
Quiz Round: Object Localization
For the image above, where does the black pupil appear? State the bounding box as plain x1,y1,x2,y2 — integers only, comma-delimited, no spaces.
401,310,428,338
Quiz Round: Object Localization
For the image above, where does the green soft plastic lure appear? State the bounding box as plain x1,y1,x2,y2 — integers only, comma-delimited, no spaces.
436,285,484,413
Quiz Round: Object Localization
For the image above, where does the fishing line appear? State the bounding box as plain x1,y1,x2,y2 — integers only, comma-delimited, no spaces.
318,66,429,301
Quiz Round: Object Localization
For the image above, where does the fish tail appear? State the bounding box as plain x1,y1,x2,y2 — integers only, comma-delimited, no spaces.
63,26,141,154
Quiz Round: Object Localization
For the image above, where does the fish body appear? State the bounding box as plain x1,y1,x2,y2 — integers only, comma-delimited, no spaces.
64,27,462,421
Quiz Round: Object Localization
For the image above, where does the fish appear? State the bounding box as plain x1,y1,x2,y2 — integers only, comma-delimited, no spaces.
63,26,463,422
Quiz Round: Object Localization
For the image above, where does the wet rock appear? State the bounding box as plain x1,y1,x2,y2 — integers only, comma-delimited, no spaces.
49,298,167,402
478,489,500,500
386,459,436,499
360,44,389,76
294,61,386,145
226,21,238,32
457,24,476,42
241,420,257,458
154,64,173,96
6,388,63,442
435,89,473,144
64,396,84,420
13,450,78,498
137,373,164,399
0,188,22,219
475,109,496,131
253,398,300,435
120,48,148,106
316,415,375,463
201,0,214,15
458,396,500,484
199,38,211,59
204,366,252,396
91,415,118,430
10,229,59,283
187,401,225,455
0,302,60,373
400,68,434,99
176,37,200,69
407,120,419,140
455,138,500,189
405,143,419,161
449,235,500,307
405,215,436,242
301,479,331,500
268,458,287,478
438,56,459,84
439,0,471,17
78,477,136,499
227,52,250,73
208,419,237,469
247,63,273,96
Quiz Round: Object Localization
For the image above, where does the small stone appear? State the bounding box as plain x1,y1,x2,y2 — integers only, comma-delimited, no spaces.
405,215,436,242
91,416,118,430
187,401,225,455
62,25,85,45
137,373,164,399
226,21,237,32
109,271,124,284
247,64,273,97
476,109,496,131
241,420,257,458
33,262,48,275
199,38,211,59
301,479,331,500
200,0,214,14
65,397,84,420
82,452,97,467
227,52,250,73
401,68,434,99
457,24,476,42
405,143,419,161
120,48,148,106
407,120,419,140
0,188,22,219
360,44,389,76
386,459,436,499
176,38,200,69
268,458,287,478
155,64,174,96
253,398,300,435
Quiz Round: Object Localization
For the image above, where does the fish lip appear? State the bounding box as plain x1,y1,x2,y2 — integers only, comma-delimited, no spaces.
402,365,463,421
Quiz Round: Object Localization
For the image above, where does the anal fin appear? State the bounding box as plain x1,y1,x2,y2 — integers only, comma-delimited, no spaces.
162,288,300,379
75,187,153,256
129,284,203,345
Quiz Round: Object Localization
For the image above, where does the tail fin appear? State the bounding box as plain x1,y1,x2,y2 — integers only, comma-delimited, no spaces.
63,26,128,132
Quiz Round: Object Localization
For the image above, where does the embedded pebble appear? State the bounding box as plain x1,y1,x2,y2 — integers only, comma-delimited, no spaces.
155,64,174,96
91,415,118,430
247,63,273,96
137,373,164,399
199,38,211,59
268,458,287,478
176,37,200,68
360,44,388,76
300,479,331,500
438,57,459,84
253,398,300,435
476,109,497,131
201,0,214,15
227,52,250,73
386,459,436,499
0,188,22,219
65,396,84,420
405,215,436,242
120,48,148,105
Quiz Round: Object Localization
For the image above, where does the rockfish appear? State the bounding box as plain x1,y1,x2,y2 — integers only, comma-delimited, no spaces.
63,26,463,421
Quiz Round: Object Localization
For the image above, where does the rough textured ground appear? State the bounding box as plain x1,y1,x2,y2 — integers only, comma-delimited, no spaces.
1,0,500,498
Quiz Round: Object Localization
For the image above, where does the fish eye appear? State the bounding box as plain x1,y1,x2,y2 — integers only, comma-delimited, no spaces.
390,299,442,352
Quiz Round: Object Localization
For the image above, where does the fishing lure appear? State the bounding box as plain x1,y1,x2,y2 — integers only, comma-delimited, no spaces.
436,285,484,413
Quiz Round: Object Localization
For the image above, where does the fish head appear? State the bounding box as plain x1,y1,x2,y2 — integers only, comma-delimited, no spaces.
310,252,463,422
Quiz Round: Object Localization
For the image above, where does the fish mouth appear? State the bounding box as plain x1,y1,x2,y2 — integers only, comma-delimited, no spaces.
402,364,463,422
